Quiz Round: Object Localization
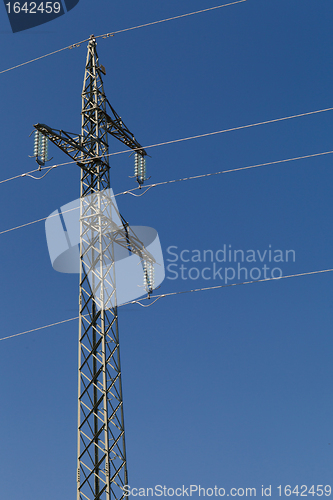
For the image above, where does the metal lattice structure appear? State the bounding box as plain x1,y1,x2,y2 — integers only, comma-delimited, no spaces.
77,36,127,500
34,35,150,500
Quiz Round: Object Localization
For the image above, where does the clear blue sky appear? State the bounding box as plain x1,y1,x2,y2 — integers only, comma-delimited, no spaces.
0,1,332,499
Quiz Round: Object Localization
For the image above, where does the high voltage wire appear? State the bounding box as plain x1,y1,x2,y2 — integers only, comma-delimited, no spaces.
0,204,79,236
0,165,58,185
121,149,333,198
0,41,88,76
1,148,332,237
0,1,246,76
0,169,40,185
1,105,333,187
132,268,333,307
1,267,332,342
121,107,333,154
0,315,80,342
108,0,246,36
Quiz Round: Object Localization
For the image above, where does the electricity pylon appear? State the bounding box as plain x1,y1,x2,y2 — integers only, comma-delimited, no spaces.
34,35,153,500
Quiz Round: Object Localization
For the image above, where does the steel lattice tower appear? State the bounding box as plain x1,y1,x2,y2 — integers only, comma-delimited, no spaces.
77,36,127,500
34,35,151,500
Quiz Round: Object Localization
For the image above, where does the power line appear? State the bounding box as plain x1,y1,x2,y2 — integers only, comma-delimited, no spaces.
132,268,333,307
0,39,90,75
0,315,79,342
121,149,333,198
0,167,49,185
0,165,59,185
0,204,78,236
1,267,332,342
79,106,333,161
1,148,332,237
0,164,63,185
128,107,333,153
0,1,246,76
2,105,333,187
102,1,247,36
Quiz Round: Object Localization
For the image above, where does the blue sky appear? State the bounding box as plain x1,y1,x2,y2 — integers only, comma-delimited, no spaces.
0,1,332,499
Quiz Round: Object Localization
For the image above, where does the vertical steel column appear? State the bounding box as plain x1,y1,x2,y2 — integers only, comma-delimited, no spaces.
77,36,128,500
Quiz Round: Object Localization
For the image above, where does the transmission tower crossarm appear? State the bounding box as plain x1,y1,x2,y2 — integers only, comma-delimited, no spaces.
104,99,147,156
33,123,106,168
34,117,147,168
114,215,156,264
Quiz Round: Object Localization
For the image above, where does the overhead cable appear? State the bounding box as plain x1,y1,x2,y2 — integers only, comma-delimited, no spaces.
1,105,333,187
0,315,79,342
0,41,89,75
1,267,332,342
121,107,333,155
0,204,79,236
121,149,333,197
0,1,246,75
0,166,54,185
131,268,333,307
0,148,332,237
103,1,247,36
